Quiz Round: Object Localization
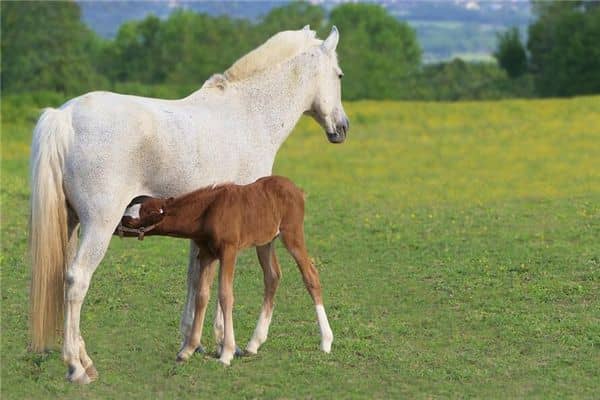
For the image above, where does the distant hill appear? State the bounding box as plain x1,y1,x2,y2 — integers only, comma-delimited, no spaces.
78,0,532,63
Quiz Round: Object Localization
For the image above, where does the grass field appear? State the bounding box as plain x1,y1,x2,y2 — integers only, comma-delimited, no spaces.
1,94,599,398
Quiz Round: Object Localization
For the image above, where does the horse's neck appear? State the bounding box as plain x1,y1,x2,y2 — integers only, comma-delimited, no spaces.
233,55,316,150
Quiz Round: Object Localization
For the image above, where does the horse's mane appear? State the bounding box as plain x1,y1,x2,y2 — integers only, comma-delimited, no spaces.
202,29,321,90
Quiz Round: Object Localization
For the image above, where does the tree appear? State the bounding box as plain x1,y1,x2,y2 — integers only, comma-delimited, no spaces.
99,15,166,83
329,3,422,100
494,27,527,78
258,1,326,37
101,11,259,86
527,1,600,96
1,2,106,93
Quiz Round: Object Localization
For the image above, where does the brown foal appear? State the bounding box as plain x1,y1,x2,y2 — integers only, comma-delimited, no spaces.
120,176,333,365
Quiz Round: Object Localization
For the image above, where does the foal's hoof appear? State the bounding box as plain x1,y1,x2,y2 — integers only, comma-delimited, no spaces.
195,345,205,354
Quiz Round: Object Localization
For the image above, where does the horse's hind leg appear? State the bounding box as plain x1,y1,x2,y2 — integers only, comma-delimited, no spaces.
177,250,217,362
63,215,119,384
246,241,281,354
65,209,97,380
280,225,334,353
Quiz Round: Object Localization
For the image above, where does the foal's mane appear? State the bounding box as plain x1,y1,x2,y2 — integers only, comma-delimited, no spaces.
202,29,321,89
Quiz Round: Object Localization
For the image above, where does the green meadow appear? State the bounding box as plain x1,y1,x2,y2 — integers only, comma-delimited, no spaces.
1,95,599,398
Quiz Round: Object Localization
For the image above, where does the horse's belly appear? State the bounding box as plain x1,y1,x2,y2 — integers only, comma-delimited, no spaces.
66,92,273,201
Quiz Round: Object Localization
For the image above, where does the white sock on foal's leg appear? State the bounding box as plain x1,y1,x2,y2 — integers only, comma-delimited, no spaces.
246,308,273,354
316,304,333,353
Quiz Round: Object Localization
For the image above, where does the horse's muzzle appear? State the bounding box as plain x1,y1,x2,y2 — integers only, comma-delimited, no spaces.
327,117,349,144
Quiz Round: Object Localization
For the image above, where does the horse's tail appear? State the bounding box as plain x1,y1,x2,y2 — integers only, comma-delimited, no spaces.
29,107,73,352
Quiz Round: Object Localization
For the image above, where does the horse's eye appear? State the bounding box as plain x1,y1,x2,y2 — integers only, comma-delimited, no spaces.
338,73,344,79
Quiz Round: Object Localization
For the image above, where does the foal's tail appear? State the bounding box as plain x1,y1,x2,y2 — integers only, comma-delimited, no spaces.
29,108,73,352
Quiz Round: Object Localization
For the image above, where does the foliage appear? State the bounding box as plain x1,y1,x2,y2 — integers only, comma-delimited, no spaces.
494,27,528,78
1,1,599,101
2,94,600,398
0,1,107,93
329,3,422,100
527,1,600,96
258,1,326,37
100,11,260,85
0,1,424,100
400,60,534,101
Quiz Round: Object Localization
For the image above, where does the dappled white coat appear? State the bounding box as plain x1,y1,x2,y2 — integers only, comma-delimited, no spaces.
29,26,347,382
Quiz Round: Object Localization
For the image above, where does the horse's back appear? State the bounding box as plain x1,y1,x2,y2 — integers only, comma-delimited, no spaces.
61,91,208,199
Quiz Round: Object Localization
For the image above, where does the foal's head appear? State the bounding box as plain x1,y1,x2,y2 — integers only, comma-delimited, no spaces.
137,198,170,225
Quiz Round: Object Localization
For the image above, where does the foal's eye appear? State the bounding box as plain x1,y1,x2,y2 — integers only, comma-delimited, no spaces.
338,73,344,79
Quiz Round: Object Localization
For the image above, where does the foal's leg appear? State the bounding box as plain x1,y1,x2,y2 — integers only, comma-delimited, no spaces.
177,250,217,362
246,242,282,354
280,226,334,353
218,247,238,365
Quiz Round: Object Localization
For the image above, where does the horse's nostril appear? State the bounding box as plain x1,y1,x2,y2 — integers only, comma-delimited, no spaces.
340,119,349,135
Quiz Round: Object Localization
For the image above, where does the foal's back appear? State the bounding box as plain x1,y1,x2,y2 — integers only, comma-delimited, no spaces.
206,176,305,248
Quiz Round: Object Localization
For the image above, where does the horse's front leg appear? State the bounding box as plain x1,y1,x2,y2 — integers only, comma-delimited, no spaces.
177,250,217,362
218,248,237,365
180,241,200,348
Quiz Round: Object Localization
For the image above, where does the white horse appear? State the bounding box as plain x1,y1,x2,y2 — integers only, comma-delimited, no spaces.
29,26,348,383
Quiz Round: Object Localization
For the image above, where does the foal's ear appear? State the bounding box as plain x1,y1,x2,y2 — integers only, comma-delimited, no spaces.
322,26,339,53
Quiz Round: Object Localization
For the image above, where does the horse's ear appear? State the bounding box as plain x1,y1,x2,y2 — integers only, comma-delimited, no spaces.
302,25,316,39
322,26,339,53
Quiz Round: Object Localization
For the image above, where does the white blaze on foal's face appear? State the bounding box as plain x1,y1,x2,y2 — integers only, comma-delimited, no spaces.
123,203,141,219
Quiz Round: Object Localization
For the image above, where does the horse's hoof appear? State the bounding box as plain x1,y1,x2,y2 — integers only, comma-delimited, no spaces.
234,346,244,357
85,365,98,382
218,356,232,366
195,345,205,354
68,370,91,385
175,353,189,363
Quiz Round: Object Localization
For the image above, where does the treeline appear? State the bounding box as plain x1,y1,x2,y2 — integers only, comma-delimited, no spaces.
2,1,599,101
495,1,600,97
